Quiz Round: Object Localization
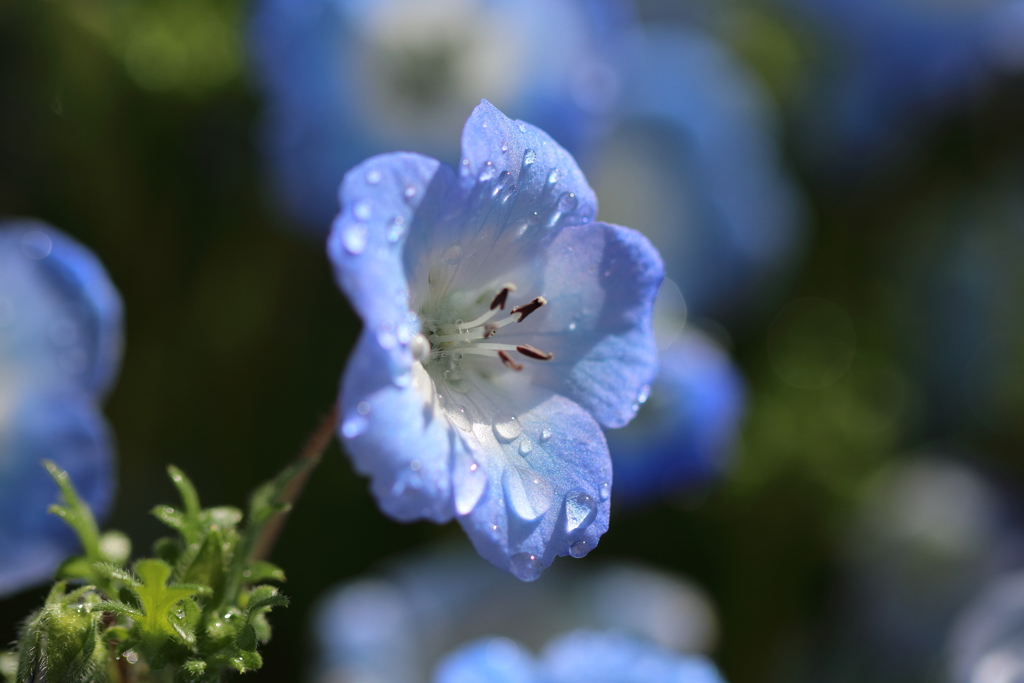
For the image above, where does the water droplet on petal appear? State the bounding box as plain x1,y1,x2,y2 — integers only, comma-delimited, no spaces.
342,222,368,254
454,449,487,515
356,401,371,415
637,384,651,405
366,169,382,184
564,491,597,533
557,192,578,212
404,185,417,199
523,148,537,165
547,169,559,184
478,161,497,182
504,467,553,521
462,158,470,166
569,540,590,558
519,441,533,455
377,329,397,349
510,552,542,581
341,414,367,438
410,333,431,362
568,322,577,331
387,216,406,243
492,414,522,442
501,141,508,152
599,482,611,501
518,123,527,133
540,428,552,443
353,199,372,220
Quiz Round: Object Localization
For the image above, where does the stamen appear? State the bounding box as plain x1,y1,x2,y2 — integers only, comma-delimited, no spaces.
510,296,547,322
498,350,523,371
517,344,554,361
490,283,517,310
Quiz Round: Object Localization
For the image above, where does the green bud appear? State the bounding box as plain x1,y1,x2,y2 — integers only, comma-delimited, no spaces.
15,589,108,683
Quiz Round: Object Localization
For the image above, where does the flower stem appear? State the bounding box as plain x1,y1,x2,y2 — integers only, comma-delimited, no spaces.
252,404,338,561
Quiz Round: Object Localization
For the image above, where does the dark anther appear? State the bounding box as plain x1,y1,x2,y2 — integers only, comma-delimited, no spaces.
510,296,547,322
517,344,554,361
490,283,517,310
498,350,524,371
484,325,498,338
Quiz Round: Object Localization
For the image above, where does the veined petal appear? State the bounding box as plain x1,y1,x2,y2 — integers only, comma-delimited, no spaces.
0,221,124,398
452,381,611,581
402,100,599,300
329,152,453,379
339,331,456,524
0,389,115,597
519,222,663,428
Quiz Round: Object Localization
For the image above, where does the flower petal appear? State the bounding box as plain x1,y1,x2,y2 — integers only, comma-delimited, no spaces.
518,222,663,429
339,330,458,524
401,100,599,300
0,220,124,397
452,381,612,581
605,331,746,506
434,637,537,683
0,389,115,597
329,152,455,379
541,630,726,683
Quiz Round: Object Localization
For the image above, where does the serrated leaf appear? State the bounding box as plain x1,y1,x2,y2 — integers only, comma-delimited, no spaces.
229,650,262,673
167,466,201,520
130,559,209,660
242,561,285,584
44,461,100,558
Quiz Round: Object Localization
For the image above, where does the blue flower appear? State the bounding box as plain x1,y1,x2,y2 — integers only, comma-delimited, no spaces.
948,571,1024,683
586,26,805,323
249,0,632,233
313,547,719,683
436,631,726,683
0,220,123,596
605,330,745,506
777,0,1024,173
329,101,663,580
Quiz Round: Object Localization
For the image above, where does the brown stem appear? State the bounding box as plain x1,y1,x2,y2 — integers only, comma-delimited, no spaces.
251,404,338,562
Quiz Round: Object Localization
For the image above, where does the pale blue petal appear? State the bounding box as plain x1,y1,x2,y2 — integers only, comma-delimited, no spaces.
434,637,537,683
339,331,457,524
0,220,124,397
519,222,663,429
606,332,746,505
329,152,451,379
453,383,611,581
401,100,599,302
540,631,726,683
0,389,115,597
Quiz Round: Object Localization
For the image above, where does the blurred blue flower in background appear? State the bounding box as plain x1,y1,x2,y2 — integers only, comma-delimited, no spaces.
249,0,631,233
0,219,123,597
313,547,719,683
606,326,745,507
947,571,1024,683
437,630,725,683
586,25,805,324
815,457,1024,683
330,101,662,581
776,0,1024,174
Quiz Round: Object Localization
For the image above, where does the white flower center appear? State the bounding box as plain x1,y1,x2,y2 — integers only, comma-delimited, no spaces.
416,281,553,391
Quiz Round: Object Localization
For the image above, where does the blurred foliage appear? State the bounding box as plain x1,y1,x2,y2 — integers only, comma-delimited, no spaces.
2,0,1024,682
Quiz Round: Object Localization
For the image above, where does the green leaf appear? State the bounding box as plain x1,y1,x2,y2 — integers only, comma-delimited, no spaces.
167,466,201,520
44,461,100,558
93,562,139,586
235,624,258,652
129,559,209,661
179,530,226,602
228,650,262,673
242,561,285,584
93,601,143,620
152,505,186,531
244,586,289,616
